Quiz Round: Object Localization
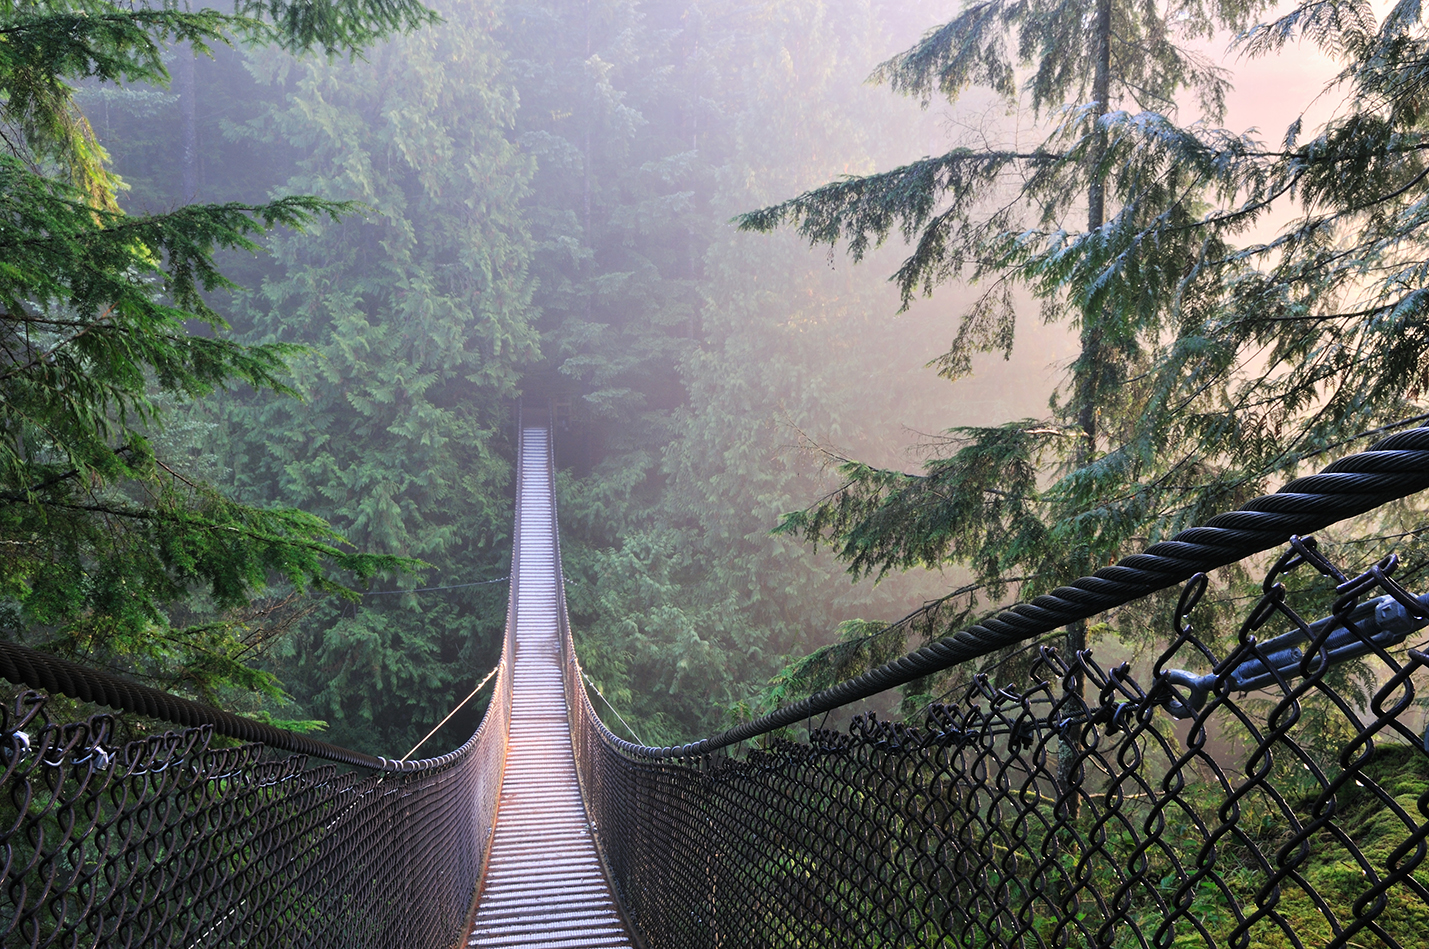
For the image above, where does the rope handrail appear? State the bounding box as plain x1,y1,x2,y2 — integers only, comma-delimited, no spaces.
599,425,1429,758
0,631,509,772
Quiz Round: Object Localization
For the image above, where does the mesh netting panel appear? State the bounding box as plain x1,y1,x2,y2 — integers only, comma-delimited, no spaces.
570,540,1429,949
1,653,509,949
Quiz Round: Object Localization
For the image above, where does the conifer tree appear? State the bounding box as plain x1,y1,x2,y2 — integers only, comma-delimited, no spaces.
0,0,429,702
744,1,1429,600
736,0,1429,802
738,6,1272,642
499,0,713,741
653,0,954,725
220,0,540,750
505,0,695,457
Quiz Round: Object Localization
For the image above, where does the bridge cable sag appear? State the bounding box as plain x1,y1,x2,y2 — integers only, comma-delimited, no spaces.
581,669,647,746
5,426,1429,768
607,424,1429,757
401,661,500,762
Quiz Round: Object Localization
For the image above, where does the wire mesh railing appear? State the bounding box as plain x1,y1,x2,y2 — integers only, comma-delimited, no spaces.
0,427,527,949
9,416,1429,949
561,427,1429,949
1,681,509,949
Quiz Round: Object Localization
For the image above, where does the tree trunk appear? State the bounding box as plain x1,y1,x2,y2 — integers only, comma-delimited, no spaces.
1056,0,1114,823
178,48,197,203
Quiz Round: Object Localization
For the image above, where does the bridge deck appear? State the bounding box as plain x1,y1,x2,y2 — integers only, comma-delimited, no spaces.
466,426,633,949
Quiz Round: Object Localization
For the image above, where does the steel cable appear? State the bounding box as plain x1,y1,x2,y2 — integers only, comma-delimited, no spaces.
610,426,1429,758
0,639,479,770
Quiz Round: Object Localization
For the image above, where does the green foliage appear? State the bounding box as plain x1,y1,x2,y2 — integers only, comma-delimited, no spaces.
1116,742,1429,949
743,0,1429,665
504,0,716,742
505,0,694,426
216,0,539,751
735,0,1264,308
777,425,1046,584
0,3,243,205
0,0,434,704
0,0,436,207
235,0,438,54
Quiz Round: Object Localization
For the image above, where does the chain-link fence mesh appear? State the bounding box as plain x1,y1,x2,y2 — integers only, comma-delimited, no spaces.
569,535,1429,949
1,667,507,949
9,416,1429,949
0,425,540,949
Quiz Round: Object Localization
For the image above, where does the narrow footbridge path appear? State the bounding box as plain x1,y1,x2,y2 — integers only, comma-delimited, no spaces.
465,425,633,949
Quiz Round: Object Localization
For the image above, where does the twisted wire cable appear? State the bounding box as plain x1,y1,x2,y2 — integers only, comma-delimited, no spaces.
0,638,476,771
611,426,1429,758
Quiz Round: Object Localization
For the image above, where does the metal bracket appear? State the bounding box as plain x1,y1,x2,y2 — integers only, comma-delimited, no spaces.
1158,591,1429,719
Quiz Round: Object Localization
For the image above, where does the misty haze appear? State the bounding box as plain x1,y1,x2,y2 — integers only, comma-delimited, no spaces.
4,0,1429,947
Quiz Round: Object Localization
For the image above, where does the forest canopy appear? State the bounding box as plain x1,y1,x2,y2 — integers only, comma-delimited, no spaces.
7,0,1429,757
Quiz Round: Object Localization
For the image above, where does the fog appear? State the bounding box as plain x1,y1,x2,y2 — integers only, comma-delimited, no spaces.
82,0,1388,746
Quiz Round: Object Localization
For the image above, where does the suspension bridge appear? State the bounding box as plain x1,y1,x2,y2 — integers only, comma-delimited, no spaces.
5,412,1429,948
467,424,631,947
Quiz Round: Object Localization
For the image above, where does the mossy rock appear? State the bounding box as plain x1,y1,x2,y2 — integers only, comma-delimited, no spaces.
1117,744,1429,949
1261,743,1429,949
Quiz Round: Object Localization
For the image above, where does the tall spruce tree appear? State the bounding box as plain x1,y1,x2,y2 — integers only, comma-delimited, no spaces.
742,0,1429,614
0,0,431,704
1126,0,1429,561
736,0,1295,790
504,0,695,463
740,0,1273,571
219,0,539,751
733,0,1429,806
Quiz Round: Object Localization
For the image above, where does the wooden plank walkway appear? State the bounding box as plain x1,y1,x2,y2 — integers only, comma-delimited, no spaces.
466,426,634,949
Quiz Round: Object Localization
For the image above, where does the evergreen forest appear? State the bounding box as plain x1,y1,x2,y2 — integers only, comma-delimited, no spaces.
7,0,1429,766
